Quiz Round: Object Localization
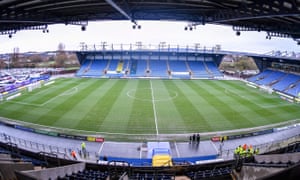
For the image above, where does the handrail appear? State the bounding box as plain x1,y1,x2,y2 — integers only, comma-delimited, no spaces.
0,133,89,160
1,131,300,165
219,134,300,160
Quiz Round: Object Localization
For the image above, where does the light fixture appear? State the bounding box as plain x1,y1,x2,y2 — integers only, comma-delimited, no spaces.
132,24,141,30
236,31,241,36
42,29,49,33
81,26,86,31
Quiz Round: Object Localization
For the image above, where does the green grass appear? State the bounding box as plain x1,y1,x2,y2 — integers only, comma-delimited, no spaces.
0,78,299,136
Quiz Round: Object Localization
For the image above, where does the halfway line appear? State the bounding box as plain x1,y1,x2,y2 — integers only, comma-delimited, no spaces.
150,80,159,135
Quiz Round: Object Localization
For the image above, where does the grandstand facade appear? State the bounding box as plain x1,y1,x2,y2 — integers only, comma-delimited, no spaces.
75,44,224,79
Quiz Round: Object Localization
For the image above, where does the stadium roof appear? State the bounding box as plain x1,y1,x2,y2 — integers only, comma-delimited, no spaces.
1,0,300,42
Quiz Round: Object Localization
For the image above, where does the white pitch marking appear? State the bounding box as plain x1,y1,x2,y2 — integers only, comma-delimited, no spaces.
211,141,219,155
150,80,159,135
98,142,105,156
9,86,78,107
174,141,181,158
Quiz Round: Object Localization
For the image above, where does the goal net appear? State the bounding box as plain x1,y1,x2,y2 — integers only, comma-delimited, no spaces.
27,81,41,92
259,85,273,94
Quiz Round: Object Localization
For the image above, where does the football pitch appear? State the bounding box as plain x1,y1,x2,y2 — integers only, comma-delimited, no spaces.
0,78,299,136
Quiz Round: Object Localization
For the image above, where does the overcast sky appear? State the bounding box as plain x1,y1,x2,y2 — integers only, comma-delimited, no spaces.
0,20,299,54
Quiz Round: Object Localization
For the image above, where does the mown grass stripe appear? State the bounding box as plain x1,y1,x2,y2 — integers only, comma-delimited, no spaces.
1,78,81,120
206,80,271,126
215,80,300,124
52,79,111,129
184,80,236,131
0,78,299,134
127,80,156,134
101,80,138,133
162,80,213,132
192,80,256,129
83,79,129,132
33,78,104,126
16,78,79,105
152,80,187,133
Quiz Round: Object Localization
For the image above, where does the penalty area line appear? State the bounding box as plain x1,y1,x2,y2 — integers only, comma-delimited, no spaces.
40,87,78,106
9,86,79,107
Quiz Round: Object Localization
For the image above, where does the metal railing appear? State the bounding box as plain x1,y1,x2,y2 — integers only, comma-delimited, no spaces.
0,133,97,162
1,131,300,164
219,134,300,160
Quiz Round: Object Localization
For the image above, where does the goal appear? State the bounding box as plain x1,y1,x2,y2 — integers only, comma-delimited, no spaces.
27,81,41,92
259,85,273,94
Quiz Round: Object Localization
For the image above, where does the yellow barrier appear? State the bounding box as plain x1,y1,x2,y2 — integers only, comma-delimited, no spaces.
152,155,173,167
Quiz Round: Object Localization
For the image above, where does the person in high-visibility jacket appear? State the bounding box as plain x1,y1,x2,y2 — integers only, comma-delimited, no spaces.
254,148,259,155
234,147,239,159
238,145,243,156
250,147,254,155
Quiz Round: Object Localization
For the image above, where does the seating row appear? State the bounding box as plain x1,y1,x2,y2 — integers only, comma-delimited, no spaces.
76,59,222,78
248,69,300,97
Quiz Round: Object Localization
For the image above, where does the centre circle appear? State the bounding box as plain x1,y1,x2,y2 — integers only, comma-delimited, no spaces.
127,88,178,102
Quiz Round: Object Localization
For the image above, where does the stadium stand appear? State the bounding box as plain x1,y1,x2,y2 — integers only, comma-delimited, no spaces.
255,70,286,85
205,61,223,77
1,118,300,179
105,60,126,78
188,61,210,78
286,82,300,97
272,74,300,92
76,59,90,76
232,141,300,180
248,69,273,83
149,60,169,77
169,60,190,79
130,59,148,77
247,69,300,98
76,54,222,79
186,166,232,179
76,60,223,79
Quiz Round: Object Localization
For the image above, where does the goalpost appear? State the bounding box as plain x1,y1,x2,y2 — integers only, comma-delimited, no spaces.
259,85,273,94
27,81,42,92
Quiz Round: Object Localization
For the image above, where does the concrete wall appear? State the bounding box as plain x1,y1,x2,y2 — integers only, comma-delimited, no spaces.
21,162,85,180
